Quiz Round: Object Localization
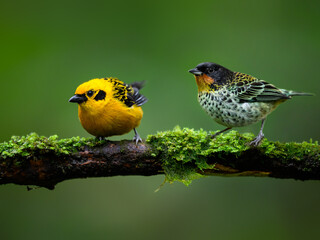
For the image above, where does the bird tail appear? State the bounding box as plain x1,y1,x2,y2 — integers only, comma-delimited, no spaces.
281,89,314,97
128,81,148,107
130,81,146,90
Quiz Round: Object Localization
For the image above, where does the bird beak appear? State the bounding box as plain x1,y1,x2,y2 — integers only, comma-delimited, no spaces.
69,94,87,103
189,68,203,76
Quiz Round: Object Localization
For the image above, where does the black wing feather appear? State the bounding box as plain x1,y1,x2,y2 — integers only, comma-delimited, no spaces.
129,81,146,90
125,81,148,107
232,79,290,102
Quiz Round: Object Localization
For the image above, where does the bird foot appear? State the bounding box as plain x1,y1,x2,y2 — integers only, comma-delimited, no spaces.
209,132,220,139
249,133,264,147
133,129,142,145
133,135,142,145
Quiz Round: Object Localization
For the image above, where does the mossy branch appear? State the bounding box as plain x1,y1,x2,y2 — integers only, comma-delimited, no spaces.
0,127,319,189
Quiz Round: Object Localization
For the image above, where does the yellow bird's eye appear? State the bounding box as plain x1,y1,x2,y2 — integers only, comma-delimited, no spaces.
87,90,94,97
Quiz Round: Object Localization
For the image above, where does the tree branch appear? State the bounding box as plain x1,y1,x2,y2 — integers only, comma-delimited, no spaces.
1,128,319,189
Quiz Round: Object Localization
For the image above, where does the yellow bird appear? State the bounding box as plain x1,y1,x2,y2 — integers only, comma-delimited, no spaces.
69,77,147,143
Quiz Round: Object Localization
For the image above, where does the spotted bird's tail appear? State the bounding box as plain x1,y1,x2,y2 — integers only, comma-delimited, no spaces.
281,89,314,97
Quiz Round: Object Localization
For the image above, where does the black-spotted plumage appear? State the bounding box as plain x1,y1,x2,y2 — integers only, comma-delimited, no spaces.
189,62,312,146
106,78,148,107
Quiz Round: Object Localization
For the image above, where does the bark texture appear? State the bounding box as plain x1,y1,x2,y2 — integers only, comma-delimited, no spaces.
0,141,162,189
1,130,319,189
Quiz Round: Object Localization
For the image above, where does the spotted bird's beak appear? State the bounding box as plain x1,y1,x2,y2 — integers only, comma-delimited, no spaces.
69,94,87,104
188,68,203,76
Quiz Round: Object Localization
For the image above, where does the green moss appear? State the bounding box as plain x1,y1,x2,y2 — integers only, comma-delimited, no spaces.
0,132,105,160
147,126,250,185
260,139,320,163
147,126,320,185
1,128,319,185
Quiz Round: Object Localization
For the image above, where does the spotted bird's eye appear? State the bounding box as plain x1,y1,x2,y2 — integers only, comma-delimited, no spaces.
208,68,214,73
87,90,94,97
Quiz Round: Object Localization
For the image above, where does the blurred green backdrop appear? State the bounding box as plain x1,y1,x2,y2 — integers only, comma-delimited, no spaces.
1,0,319,239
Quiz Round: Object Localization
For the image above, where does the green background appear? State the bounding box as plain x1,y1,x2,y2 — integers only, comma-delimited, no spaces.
1,0,319,239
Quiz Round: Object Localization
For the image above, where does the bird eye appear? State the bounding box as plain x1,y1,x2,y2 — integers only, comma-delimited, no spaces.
208,68,214,73
87,90,94,97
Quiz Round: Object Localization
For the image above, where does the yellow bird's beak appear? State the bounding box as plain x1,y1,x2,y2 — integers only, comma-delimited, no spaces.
69,94,87,104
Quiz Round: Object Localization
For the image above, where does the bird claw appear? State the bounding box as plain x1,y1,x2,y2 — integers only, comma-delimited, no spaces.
208,133,219,139
133,135,142,145
249,133,264,147
210,131,224,139
133,129,142,145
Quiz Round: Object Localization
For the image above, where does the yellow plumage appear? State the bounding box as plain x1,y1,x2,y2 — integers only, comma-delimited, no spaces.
69,77,147,142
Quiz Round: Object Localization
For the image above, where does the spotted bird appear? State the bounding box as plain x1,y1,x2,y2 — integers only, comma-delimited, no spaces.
69,78,147,143
189,62,312,146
